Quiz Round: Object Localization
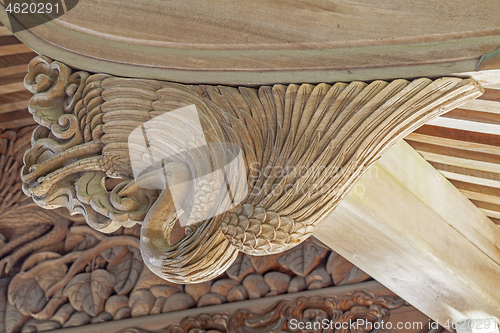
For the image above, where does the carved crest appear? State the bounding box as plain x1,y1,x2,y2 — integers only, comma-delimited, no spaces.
21,56,483,283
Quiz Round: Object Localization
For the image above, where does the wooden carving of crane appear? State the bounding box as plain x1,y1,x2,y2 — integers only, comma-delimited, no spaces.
20,56,483,283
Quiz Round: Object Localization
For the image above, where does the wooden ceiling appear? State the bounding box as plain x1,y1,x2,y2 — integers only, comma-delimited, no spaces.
406,89,500,225
0,21,36,130
0,21,499,225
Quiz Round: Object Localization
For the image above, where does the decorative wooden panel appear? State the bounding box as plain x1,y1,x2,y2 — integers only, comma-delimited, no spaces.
0,124,442,333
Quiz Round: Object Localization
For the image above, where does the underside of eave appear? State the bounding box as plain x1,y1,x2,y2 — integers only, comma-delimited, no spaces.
0,20,499,224
405,88,500,224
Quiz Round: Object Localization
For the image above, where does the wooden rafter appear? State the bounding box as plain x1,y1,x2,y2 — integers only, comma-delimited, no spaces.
405,88,500,224
0,22,35,130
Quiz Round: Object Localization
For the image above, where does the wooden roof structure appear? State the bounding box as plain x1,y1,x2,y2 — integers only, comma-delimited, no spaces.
1,2,500,328
407,90,500,224
1,20,499,225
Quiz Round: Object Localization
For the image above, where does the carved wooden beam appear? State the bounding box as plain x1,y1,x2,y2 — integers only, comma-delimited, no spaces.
315,140,500,324
17,55,484,285
29,281,432,333
2,1,500,84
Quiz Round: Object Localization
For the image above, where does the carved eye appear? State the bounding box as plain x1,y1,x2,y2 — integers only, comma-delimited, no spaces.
166,171,172,177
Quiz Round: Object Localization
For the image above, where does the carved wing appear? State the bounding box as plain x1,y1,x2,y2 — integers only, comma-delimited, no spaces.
200,79,483,255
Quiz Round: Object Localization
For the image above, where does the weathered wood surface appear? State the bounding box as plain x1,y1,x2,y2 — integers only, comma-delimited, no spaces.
0,217,376,333
406,87,500,224
1,0,500,84
0,126,396,333
1,125,487,333
19,55,484,284
315,139,500,324
0,135,378,333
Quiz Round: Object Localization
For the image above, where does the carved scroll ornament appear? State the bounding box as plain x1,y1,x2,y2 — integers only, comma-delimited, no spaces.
20,55,484,284
118,291,406,333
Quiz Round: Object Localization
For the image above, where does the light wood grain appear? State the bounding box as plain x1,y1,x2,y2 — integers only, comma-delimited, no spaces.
405,132,500,156
0,43,31,56
0,25,32,129
460,190,500,206
0,99,29,114
418,151,500,174
451,179,500,198
407,127,500,221
0,25,11,36
481,208,500,219
480,88,500,102
427,117,500,135
444,109,500,126
315,140,500,324
0,81,25,94
47,0,500,45
1,0,500,84
459,99,500,115
438,171,500,190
